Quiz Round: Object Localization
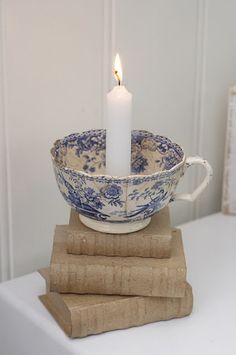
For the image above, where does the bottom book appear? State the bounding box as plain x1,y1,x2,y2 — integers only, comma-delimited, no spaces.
39,269,193,338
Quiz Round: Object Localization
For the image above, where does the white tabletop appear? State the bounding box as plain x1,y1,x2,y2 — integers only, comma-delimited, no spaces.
0,212,236,355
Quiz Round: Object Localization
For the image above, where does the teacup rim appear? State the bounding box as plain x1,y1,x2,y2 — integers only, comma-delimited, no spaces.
50,129,186,180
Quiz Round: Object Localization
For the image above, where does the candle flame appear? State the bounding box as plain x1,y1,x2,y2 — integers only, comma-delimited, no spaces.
114,53,122,85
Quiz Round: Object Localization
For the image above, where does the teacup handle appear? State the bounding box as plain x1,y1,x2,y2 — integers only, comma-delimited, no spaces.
173,156,213,202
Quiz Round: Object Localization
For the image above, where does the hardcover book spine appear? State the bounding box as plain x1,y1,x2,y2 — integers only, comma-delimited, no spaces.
40,283,193,338
49,262,186,298
66,228,171,258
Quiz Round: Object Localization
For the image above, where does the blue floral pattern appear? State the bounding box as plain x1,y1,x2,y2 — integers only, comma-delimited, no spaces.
51,129,185,222
101,184,124,207
132,155,148,173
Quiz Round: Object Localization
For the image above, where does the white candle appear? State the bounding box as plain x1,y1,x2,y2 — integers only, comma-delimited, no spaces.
106,54,132,176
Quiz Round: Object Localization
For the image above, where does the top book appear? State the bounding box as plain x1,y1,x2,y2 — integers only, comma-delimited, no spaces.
65,207,172,258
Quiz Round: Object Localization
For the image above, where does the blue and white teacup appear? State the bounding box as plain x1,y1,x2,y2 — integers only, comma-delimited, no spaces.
51,129,212,233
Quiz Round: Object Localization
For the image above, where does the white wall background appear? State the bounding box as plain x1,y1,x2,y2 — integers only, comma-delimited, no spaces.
0,0,235,281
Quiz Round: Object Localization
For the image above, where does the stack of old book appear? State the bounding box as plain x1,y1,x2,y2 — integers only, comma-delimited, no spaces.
39,207,193,338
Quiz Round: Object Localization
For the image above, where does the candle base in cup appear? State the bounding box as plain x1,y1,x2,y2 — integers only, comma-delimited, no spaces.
79,215,151,234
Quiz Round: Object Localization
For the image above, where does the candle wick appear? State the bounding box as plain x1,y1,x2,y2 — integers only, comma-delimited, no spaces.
114,70,121,86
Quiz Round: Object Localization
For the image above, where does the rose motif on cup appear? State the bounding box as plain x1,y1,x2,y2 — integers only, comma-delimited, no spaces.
101,184,122,199
100,184,124,208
